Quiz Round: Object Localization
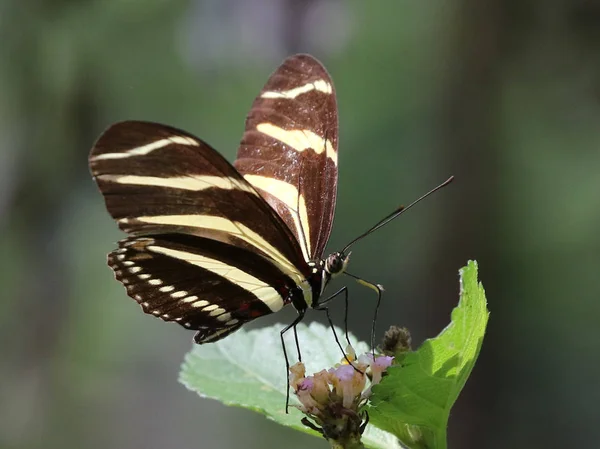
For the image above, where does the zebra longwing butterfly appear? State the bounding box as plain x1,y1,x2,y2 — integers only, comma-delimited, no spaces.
89,54,452,352
90,54,346,344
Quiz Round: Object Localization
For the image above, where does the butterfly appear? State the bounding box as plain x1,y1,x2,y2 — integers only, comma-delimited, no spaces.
89,54,352,345
89,54,452,377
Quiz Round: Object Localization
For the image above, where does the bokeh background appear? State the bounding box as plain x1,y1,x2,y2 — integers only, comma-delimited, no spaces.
2,0,600,448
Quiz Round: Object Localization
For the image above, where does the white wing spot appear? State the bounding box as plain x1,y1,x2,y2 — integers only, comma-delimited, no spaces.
149,279,163,286
216,312,232,322
226,319,239,326
138,274,151,280
159,285,175,293
171,290,188,299
191,300,210,308
128,267,142,274
209,307,226,317
202,304,219,313
182,295,198,303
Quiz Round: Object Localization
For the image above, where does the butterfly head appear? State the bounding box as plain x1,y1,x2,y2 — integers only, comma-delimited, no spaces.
324,251,350,279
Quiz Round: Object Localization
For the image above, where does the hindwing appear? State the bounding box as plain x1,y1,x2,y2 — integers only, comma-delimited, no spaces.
108,234,300,343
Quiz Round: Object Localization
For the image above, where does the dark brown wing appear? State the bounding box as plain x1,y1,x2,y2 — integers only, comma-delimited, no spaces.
235,54,338,261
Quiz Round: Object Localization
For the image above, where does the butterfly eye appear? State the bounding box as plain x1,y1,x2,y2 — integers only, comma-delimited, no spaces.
325,252,346,276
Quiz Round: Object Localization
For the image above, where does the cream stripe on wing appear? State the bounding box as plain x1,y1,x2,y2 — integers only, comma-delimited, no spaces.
97,174,257,194
146,245,284,312
242,174,311,262
260,80,332,99
256,123,337,165
91,136,199,161
123,215,308,286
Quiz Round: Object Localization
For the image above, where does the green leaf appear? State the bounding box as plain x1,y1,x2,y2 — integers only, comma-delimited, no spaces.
180,322,403,449
368,261,489,449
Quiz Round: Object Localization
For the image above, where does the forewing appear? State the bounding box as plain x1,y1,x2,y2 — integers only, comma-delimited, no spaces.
235,54,339,261
90,120,307,275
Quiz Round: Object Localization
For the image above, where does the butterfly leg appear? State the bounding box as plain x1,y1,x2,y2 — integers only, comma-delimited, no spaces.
281,308,306,413
314,287,362,373
315,285,352,350
344,272,384,357
313,303,355,369
293,324,302,363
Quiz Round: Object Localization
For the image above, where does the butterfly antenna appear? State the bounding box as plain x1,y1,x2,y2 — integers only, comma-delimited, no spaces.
342,176,454,254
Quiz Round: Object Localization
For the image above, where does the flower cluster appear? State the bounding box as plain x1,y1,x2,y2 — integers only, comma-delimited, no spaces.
289,350,393,446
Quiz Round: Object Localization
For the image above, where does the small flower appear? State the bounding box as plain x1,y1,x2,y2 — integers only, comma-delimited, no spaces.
311,370,334,404
357,353,393,397
371,355,393,384
329,364,366,409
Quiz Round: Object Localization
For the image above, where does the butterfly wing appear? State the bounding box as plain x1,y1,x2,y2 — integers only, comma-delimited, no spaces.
108,234,297,343
235,54,339,261
89,121,312,342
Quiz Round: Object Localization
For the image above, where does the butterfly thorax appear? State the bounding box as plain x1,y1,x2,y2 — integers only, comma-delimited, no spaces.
305,252,349,309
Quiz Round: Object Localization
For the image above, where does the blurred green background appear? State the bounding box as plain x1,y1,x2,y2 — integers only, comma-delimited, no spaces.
2,0,599,448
